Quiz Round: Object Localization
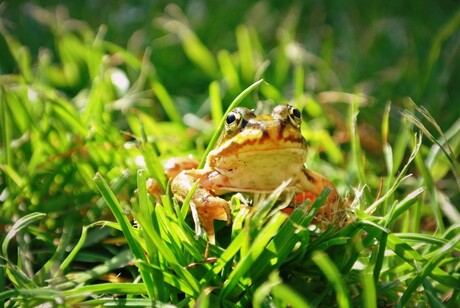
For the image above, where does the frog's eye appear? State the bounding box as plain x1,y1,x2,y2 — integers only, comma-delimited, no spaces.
287,106,302,128
225,110,244,132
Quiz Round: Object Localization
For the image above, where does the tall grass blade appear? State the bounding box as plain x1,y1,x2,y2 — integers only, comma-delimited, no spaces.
93,173,155,299
217,50,241,93
2,213,46,259
151,80,183,126
399,233,460,306
402,101,460,188
236,25,255,82
209,81,223,129
198,79,264,168
135,169,168,301
312,250,351,308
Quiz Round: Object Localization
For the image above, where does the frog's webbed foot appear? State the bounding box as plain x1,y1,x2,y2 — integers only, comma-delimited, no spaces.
171,170,231,244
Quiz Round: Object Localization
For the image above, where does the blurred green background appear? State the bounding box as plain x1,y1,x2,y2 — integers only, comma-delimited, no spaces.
2,0,460,129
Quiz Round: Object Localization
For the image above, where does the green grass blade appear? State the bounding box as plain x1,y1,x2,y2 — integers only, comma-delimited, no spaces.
34,216,77,283
423,9,460,98
199,79,264,168
0,25,33,81
217,49,241,93
0,165,24,189
209,81,223,129
221,213,287,299
271,283,311,308
349,99,370,203
312,250,351,308
59,222,98,273
0,85,12,188
160,5,218,77
82,298,176,307
250,188,332,281
397,232,460,251
93,173,156,299
93,173,144,261
253,272,311,308
2,212,46,259
205,231,244,278
0,288,61,305
62,283,148,298
57,249,133,290
236,25,255,82
136,169,168,301
385,187,424,226
136,261,197,297
387,233,460,290
366,133,422,214
361,270,377,308
126,182,202,296
151,80,183,126
369,230,388,291
399,233,460,306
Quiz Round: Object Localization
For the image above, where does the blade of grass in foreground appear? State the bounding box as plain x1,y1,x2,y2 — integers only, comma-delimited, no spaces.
34,216,77,283
250,188,332,280
399,232,460,307
93,173,155,299
140,126,168,192
108,172,200,299
2,212,46,259
199,79,264,168
361,271,377,308
220,213,287,299
386,233,460,290
59,223,124,271
62,283,148,298
57,249,133,290
312,250,351,308
82,298,175,307
1,212,46,297
136,261,197,297
253,272,310,308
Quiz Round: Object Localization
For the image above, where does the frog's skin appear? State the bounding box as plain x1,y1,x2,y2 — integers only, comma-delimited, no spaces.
169,104,342,243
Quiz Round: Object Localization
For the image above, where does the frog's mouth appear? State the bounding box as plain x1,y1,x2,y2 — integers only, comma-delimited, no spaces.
213,146,305,176
216,137,306,156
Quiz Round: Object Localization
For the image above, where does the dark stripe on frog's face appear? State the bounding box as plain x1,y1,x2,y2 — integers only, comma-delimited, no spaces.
302,168,318,184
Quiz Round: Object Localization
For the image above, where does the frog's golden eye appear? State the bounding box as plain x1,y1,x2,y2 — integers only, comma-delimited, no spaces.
225,110,244,132
287,105,302,128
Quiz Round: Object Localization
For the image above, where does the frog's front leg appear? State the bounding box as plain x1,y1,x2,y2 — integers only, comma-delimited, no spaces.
147,156,200,201
171,170,231,244
292,167,344,226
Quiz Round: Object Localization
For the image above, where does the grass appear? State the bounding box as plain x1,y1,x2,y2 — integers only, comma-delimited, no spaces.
1,2,460,307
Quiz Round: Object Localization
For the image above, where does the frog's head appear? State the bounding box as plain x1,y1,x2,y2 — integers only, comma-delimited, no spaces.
215,104,305,151
206,105,307,190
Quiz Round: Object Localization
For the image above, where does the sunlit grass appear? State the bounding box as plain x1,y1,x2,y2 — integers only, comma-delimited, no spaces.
1,3,459,307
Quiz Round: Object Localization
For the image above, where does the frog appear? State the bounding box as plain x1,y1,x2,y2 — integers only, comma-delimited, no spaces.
167,104,343,244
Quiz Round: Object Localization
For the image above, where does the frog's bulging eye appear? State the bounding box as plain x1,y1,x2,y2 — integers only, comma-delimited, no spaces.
287,106,302,128
225,110,243,132
226,113,237,125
